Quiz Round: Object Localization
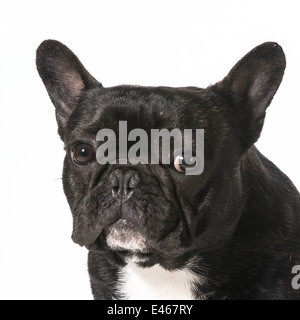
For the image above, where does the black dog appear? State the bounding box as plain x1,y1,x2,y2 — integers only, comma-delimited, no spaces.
36,40,300,299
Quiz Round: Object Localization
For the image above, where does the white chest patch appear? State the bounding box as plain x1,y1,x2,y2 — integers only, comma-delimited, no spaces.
119,261,201,300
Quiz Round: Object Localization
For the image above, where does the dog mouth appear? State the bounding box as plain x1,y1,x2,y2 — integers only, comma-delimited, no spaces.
105,219,149,251
88,218,149,253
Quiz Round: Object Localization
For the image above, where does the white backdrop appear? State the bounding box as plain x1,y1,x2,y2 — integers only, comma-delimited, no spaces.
1,0,299,300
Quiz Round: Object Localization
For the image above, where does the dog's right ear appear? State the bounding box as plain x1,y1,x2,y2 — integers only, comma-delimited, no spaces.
36,40,101,138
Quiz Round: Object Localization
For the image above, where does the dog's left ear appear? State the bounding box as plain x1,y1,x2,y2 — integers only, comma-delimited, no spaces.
36,40,101,139
217,42,286,149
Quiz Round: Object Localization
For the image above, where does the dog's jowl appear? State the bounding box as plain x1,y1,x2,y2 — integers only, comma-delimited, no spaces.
36,40,300,299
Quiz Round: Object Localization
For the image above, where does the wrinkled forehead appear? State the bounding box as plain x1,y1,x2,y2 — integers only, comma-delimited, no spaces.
64,85,226,147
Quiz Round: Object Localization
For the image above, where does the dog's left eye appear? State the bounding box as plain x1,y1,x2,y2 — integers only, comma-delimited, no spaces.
71,143,96,165
174,155,196,173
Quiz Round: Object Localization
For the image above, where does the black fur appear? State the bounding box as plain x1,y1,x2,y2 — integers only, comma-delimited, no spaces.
36,40,300,299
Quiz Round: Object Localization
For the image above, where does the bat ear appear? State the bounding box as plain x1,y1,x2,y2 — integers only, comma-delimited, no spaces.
217,42,286,148
36,40,102,138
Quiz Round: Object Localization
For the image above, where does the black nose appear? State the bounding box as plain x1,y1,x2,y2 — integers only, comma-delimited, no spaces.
109,169,142,199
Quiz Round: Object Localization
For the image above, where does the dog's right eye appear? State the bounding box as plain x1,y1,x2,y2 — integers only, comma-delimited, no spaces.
71,143,96,165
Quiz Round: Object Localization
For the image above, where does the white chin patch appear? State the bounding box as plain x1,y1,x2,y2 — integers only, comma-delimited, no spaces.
105,219,148,252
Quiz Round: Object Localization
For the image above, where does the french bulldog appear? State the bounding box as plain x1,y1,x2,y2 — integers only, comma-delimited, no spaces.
36,40,300,299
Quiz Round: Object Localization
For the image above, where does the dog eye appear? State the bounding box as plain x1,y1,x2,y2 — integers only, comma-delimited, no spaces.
174,155,196,173
71,143,95,165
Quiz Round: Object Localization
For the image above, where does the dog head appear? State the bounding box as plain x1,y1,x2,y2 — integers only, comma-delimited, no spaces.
36,40,285,261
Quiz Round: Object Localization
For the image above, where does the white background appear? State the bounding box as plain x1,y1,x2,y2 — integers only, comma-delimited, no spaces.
0,0,299,300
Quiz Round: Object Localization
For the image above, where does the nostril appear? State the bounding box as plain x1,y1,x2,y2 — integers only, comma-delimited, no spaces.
109,169,122,197
111,176,119,188
128,172,142,189
111,177,120,196
112,186,119,194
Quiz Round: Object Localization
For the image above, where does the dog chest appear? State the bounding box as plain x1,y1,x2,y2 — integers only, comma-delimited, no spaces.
118,261,200,300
